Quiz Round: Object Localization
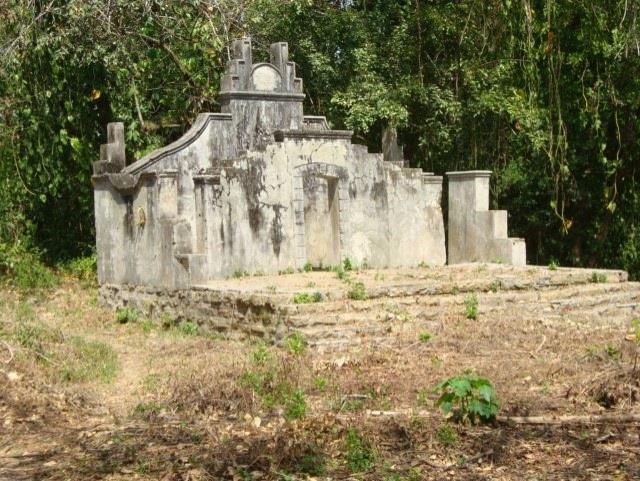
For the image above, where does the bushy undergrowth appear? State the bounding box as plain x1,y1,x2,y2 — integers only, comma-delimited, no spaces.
0,243,58,290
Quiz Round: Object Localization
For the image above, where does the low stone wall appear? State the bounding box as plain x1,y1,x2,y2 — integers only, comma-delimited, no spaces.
98,284,289,340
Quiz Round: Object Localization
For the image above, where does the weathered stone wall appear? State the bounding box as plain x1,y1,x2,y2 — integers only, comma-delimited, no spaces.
447,171,526,265
92,38,448,288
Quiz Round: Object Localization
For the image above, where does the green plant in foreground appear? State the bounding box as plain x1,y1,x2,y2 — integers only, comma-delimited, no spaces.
348,281,368,300
345,428,376,472
178,320,198,336
292,292,323,304
343,257,353,271
286,332,307,355
59,337,118,383
284,388,307,420
548,260,559,270
303,261,313,272
419,331,432,343
436,423,457,446
464,294,478,320
116,307,139,324
433,374,499,424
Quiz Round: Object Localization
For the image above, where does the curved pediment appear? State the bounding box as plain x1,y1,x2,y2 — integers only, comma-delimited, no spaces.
251,64,282,91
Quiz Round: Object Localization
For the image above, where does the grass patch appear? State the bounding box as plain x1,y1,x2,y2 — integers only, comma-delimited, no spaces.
418,331,432,343
292,292,323,304
286,332,307,355
116,307,139,324
347,281,368,301
59,336,118,383
464,293,478,320
345,428,376,472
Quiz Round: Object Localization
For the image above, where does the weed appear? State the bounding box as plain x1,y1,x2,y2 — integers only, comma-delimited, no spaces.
334,265,349,281
279,267,295,275
416,388,429,407
348,281,368,301
178,320,198,336
343,258,353,271
488,280,501,293
292,292,323,304
265,285,277,293
116,307,139,324
232,269,249,279
417,261,429,268
418,332,432,343
297,443,326,475
342,398,366,412
345,428,376,472
604,343,620,359
139,318,153,333
631,319,640,343
251,342,271,365
548,260,559,270
286,332,307,355
284,389,307,420
63,255,97,283
591,272,608,283
436,423,457,446
136,460,150,475
59,337,118,383
303,262,313,272
1,245,58,290
306,281,317,288
464,294,478,320
134,401,164,416
313,376,328,390
374,272,385,281
16,301,35,322
433,373,499,424
253,270,265,277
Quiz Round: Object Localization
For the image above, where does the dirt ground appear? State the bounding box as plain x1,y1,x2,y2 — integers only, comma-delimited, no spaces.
1,270,639,480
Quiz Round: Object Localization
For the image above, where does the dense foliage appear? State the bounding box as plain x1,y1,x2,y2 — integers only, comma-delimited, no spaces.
1,0,639,278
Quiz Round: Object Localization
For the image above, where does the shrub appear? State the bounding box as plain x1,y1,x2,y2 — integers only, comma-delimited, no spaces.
433,373,499,424
345,428,376,472
0,243,58,290
436,423,457,446
464,294,478,320
303,262,313,272
548,260,559,270
64,255,97,283
178,320,198,336
284,388,307,420
286,332,307,355
116,307,139,324
591,271,607,283
348,281,368,300
343,258,353,271
293,292,323,304
418,332,432,343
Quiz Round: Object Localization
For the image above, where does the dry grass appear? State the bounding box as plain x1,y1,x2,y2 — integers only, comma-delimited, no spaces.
0,277,639,480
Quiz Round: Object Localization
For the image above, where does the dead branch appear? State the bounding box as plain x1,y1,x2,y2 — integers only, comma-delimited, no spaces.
498,414,640,425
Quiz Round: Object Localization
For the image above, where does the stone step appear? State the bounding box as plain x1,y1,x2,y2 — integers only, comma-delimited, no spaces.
283,282,640,349
285,281,637,317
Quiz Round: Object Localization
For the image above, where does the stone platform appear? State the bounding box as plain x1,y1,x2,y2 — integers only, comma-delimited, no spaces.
98,264,640,350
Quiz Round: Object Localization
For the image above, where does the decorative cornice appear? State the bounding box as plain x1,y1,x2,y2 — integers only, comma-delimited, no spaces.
446,170,492,180
218,91,306,102
274,129,353,142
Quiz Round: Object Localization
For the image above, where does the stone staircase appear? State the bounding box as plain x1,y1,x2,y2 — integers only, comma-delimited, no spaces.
280,268,640,350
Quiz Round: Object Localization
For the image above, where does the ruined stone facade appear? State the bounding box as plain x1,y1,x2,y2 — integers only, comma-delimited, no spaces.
92,38,523,290
92,38,446,288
